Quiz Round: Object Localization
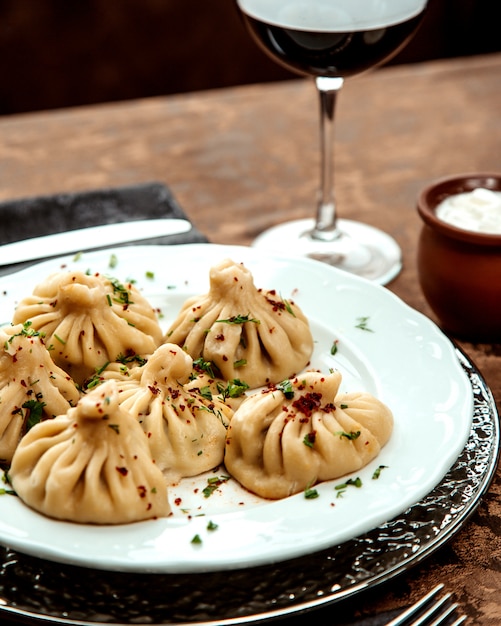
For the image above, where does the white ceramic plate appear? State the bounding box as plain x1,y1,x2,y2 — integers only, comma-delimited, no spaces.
0,244,473,573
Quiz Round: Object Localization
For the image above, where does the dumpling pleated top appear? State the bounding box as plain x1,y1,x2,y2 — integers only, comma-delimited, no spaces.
166,259,314,389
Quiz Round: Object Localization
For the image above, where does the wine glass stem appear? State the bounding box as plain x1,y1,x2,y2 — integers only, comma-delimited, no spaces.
311,76,344,242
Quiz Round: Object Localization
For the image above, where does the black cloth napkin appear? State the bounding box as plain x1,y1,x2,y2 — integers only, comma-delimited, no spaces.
0,181,208,275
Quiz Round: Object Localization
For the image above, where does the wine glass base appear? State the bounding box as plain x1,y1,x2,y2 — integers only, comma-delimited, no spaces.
252,218,402,285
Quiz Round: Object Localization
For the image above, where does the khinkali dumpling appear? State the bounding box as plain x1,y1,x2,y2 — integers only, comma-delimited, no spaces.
12,270,163,384
101,343,234,481
224,371,393,499
166,259,314,388
10,380,170,524
0,323,80,465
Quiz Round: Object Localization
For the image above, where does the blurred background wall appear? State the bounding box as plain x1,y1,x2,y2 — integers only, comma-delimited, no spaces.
0,0,500,116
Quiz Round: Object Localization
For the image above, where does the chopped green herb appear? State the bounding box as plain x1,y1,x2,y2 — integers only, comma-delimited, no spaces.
215,314,260,325
116,352,147,367
1,472,15,496
233,359,247,369
7,321,44,343
199,386,213,401
84,361,111,390
193,357,218,379
196,404,228,429
304,487,319,499
146,271,155,280
333,430,361,440
216,379,249,401
348,476,362,488
303,479,319,499
372,465,388,480
108,424,120,434
277,379,294,399
281,296,296,317
335,477,363,498
330,340,339,355
22,398,46,430
191,534,202,545
303,432,316,448
355,316,374,332
107,276,134,306
109,254,118,269
207,520,219,531
202,475,230,498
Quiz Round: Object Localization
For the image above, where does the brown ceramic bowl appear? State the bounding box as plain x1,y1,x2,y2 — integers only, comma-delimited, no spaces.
416,172,501,342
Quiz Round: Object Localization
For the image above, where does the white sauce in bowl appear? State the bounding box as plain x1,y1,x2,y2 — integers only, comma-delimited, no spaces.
436,188,501,234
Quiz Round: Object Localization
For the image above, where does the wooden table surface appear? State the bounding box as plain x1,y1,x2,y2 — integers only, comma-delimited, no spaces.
1,52,501,625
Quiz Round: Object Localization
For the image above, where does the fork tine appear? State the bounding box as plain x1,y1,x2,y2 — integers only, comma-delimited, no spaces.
385,585,445,625
428,604,467,626
384,584,466,625
408,593,453,625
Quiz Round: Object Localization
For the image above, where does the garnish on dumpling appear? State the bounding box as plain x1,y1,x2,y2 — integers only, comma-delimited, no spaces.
0,323,80,465
10,380,170,524
224,370,393,499
166,259,314,388
183,355,250,412
12,270,163,384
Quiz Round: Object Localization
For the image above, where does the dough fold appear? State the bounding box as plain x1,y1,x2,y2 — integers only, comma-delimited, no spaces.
224,371,393,499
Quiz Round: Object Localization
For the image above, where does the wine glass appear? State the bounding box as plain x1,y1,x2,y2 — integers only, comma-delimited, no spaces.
235,0,428,284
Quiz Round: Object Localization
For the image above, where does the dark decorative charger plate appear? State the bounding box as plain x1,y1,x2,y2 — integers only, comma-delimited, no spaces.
0,347,498,626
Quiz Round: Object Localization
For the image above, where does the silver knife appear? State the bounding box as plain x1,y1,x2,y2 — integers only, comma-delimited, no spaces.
0,218,192,267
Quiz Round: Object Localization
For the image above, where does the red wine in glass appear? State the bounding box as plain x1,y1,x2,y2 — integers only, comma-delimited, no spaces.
236,0,427,284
